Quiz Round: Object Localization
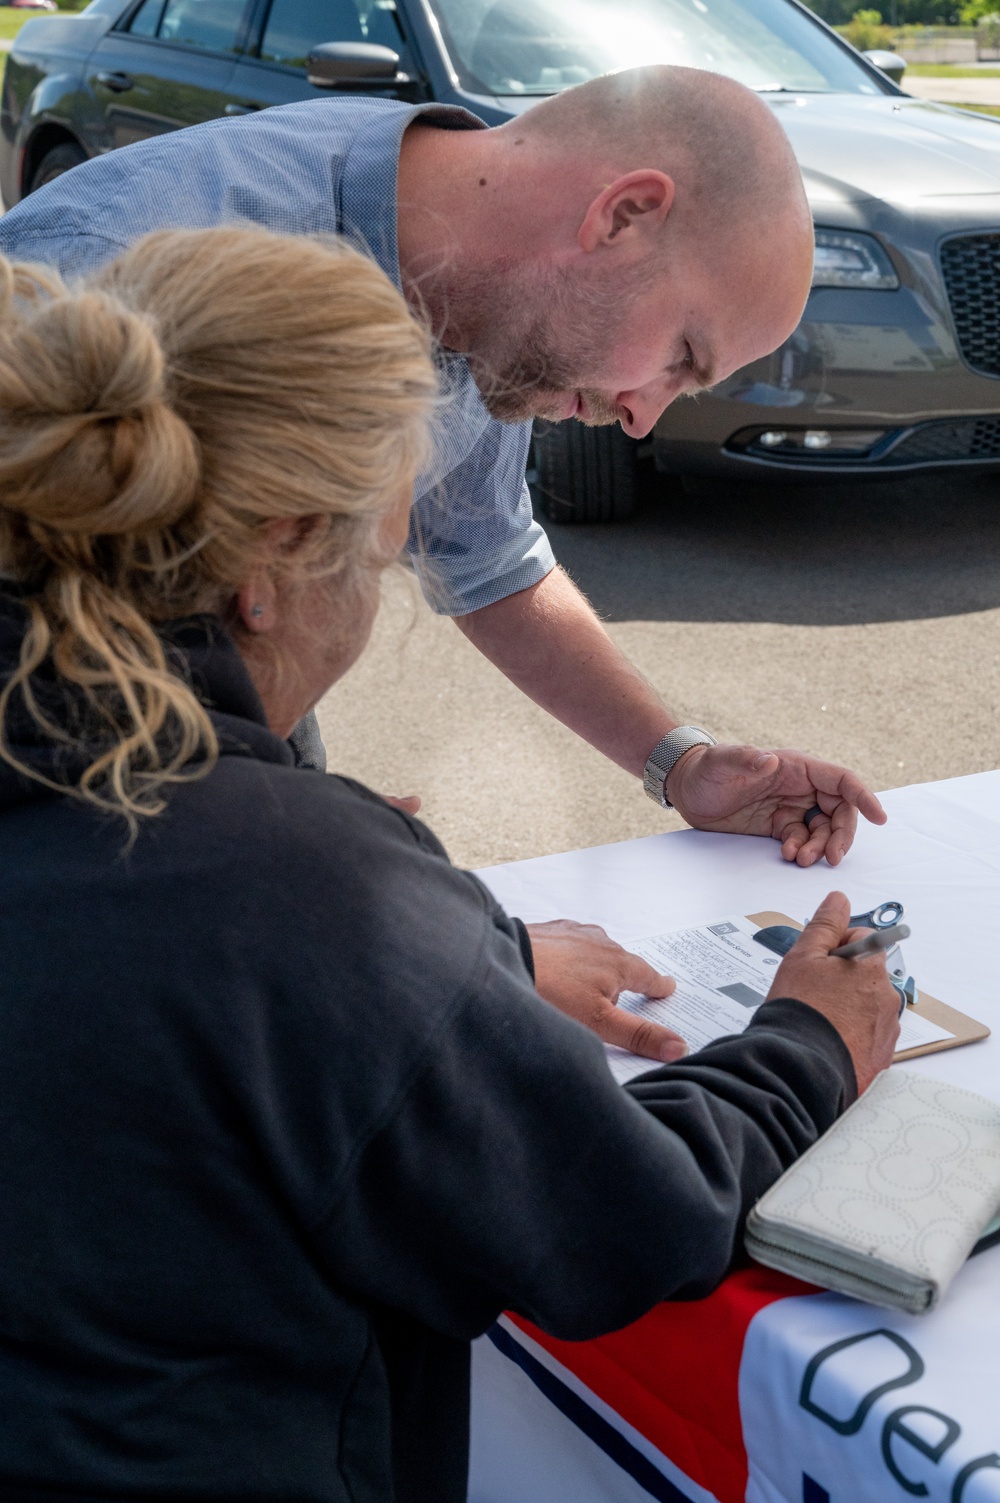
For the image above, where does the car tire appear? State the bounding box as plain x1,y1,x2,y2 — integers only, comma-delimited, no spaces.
532,419,639,524
28,141,86,195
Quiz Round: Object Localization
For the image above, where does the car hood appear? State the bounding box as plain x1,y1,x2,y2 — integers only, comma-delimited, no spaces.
767,92,1000,208
496,87,1000,210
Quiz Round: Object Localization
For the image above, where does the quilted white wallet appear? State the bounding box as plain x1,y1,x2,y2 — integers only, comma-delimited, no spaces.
745,1069,1000,1314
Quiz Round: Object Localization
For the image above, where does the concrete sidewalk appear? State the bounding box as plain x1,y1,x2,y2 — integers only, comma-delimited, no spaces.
903,73,1000,105
317,469,1000,870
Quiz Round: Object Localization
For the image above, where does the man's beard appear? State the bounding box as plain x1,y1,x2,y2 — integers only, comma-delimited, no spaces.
449,263,626,427
478,340,621,427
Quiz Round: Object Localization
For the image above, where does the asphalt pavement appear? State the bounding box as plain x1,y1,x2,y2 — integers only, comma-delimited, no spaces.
316,464,1000,871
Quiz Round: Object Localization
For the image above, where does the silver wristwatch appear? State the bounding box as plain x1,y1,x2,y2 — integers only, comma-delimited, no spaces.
643,726,718,808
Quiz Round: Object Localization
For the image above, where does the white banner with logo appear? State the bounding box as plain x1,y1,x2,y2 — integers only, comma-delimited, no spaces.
473,773,1000,1503
740,1246,1000,1503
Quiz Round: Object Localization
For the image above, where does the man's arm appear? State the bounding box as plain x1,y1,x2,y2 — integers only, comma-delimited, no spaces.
457,565,673,775
456,563,671,776
457,565,885,866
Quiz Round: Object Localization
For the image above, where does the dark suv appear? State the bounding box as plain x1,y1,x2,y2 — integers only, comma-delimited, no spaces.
2,0,438,195
7,0,1000,523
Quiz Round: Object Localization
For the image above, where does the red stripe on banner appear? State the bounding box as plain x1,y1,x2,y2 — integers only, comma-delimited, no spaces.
508,1267,816,1503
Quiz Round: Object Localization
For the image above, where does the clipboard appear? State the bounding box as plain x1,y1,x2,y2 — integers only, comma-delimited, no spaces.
748,912,990,1063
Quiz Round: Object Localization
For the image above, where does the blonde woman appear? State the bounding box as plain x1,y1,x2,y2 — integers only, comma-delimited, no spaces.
0,227,897,1503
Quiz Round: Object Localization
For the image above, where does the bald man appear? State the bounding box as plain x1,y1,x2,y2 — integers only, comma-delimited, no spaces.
0,66,885,872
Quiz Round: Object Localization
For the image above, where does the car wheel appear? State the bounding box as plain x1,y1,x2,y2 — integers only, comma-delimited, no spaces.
532,419,639,524
28,141,87,195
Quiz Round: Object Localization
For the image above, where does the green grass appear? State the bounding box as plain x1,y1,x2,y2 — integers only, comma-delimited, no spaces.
0,11,35,41
954,100,1000,114
906,63,1000,76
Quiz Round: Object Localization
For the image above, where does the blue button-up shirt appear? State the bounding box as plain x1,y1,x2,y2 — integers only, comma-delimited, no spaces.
0,98,555,616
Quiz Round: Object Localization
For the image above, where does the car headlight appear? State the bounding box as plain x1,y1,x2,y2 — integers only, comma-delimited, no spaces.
812,229,899,290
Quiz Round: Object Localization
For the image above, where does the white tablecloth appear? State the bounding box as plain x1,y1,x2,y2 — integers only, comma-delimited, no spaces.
469,771,1000,1503
479,770,1000,1103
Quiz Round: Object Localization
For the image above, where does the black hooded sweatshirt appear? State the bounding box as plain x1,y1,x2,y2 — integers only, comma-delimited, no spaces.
0,599,856,1503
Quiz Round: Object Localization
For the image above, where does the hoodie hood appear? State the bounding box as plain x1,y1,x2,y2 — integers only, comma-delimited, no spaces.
0,592,293,812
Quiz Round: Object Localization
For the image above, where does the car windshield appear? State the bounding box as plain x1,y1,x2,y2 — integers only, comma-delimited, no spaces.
428,0,884,97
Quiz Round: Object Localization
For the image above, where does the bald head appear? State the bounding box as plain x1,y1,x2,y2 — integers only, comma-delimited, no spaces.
397,65,814,431
511,64,810,254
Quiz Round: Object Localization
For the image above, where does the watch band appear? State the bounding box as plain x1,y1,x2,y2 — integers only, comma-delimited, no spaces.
643,725,718,808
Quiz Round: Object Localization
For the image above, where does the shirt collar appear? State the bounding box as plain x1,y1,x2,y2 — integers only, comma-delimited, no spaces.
339,102,487,289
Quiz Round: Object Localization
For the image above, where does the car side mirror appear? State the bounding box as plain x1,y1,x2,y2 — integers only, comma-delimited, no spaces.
307,41,404,87
863,49,906,85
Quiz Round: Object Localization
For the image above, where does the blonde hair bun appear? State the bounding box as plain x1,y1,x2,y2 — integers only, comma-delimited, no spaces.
0,264,199,538
0,227,436,828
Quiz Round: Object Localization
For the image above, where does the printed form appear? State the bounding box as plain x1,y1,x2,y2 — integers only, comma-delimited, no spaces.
606,914,954,1084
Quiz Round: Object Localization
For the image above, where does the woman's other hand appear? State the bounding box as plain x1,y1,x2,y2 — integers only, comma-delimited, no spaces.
526,919,687,1064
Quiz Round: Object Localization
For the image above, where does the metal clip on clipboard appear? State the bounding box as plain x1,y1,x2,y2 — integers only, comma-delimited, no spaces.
753,900,916,1014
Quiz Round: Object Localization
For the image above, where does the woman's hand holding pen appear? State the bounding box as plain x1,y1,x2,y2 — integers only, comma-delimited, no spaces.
767,891,901,1093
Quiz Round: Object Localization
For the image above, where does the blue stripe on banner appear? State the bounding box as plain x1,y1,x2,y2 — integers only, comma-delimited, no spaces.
486,1324,697,1503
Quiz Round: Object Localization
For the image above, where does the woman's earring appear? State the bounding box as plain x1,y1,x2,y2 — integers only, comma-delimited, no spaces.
250,605,264,619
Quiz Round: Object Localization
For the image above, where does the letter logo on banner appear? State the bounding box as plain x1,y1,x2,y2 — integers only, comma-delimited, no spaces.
952,1453,1000,1501
800,1330,924,1436
881,1406,962,1495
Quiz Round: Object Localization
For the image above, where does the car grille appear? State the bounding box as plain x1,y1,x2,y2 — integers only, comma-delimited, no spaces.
940,234,1000,377
887,415,1000,463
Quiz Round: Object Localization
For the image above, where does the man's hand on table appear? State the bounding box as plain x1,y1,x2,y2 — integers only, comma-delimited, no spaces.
768,891,900,1093
526,920,688,1064
666,744,887,868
